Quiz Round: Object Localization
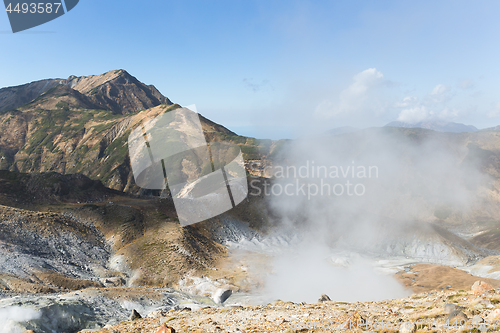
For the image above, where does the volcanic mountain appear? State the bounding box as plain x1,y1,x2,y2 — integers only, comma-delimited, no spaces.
0,69,171,114
0,70,278,192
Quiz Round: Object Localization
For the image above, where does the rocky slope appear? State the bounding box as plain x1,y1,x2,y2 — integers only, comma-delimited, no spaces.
0,170,274,294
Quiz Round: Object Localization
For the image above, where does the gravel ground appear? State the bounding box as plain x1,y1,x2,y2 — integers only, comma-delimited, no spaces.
91,284,500,333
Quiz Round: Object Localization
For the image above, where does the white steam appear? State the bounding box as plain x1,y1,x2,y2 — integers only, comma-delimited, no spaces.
0,306,41,333
254,127,491,302
264,242,409,303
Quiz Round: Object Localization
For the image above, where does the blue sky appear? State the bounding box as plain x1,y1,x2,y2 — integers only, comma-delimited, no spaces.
1,0,499,139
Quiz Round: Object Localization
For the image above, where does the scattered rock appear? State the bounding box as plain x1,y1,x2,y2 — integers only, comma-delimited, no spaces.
472,297,493,307
342,312,364,329
472,316,484,325
76,289,500,333
155,324,176,333
444,303,466,313
447,309,467,322
488,308,500,319
472,281,494,295
129,309,142,321
318,294,331,302
147,309,169,318
444,303,459,313
212,288,232,304
100,277,125,287
399,322,416,333
159,316,177,326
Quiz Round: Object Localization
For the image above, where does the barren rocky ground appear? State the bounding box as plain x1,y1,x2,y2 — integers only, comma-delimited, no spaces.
87,282,500,333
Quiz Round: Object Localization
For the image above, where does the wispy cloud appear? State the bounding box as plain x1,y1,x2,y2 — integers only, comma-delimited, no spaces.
243,78,272,93
309,68,479,129
459,79,474,90
315,68,386,118
430,84,451,103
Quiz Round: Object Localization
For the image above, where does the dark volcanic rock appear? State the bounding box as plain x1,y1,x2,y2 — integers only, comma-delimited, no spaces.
447,309,468,321
130,309,142,321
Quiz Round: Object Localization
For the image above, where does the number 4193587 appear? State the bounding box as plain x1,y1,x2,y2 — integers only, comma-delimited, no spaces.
5,3,62,14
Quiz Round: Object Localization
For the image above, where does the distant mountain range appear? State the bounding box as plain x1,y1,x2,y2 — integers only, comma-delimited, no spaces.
482,125,500,131
385,120,478,133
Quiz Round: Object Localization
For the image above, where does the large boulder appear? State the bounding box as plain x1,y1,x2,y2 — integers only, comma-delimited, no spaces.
129,309,142,321
447,310,467,322
212,288,232,304
444,303,466,313
100,277,126,288
471,281,495,295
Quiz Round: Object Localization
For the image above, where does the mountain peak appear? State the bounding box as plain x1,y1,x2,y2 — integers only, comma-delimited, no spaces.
114,69,129,76
0,70,172,114
97,69,131,80
69,70,171,114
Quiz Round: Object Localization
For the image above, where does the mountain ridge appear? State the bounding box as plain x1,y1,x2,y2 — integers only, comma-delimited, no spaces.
386,120,478,133
0,70,277,192
0,69,172,114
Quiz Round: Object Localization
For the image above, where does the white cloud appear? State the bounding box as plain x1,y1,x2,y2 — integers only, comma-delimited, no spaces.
397,106,432,123
315,68,385,118
431,84,449,96
313,71,477,127
395,84,462,124
430,84,451,103
348,68,384,95
395,96,417,108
